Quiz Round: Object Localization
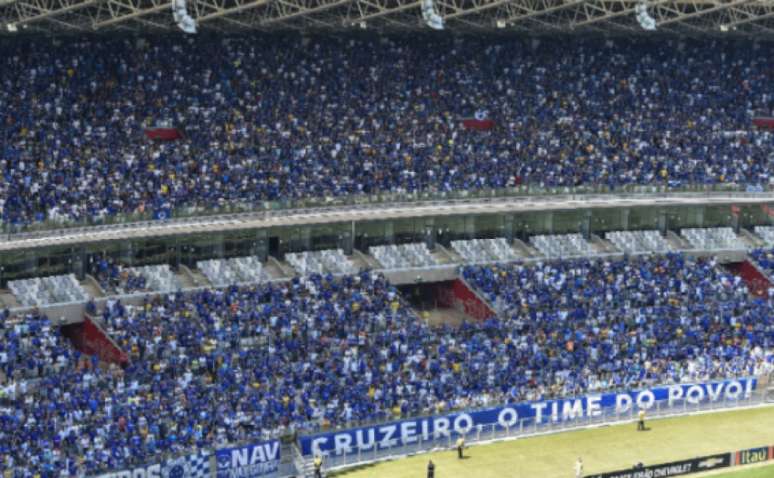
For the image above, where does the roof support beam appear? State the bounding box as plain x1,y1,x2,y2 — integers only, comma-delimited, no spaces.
92,0,171,28
656,0,751,26
259,0,350,25
13,0,96,25
573,0,670,28
2,0,774,35
353,0,419,22
196,0,270,22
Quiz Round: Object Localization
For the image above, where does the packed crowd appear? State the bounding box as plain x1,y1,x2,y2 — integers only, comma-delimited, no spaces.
1,254,772,475
1,36,773,225
0,312,89,477
0,311,75,388
461,254,774,397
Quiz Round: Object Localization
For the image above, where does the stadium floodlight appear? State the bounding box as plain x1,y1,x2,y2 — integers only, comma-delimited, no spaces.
6,23,17,32
421,0,444,30
172,0,197,34
635,2,656,31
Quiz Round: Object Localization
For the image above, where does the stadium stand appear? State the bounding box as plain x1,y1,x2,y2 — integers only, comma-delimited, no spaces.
7,274,89,306
605,230,673,254
1,254,772,475
197,256,266,286
530,233,596,258
0,36,772,226
0,311,74,385
461,254,773,394
370,243,438,269
681,227,746,250
450,238,522,263
285,249,357,276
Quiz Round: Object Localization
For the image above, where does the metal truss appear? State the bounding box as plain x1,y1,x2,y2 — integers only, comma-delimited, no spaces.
1,0,773,36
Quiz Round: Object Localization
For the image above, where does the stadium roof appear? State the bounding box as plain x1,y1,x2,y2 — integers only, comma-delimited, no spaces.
0,0,773,36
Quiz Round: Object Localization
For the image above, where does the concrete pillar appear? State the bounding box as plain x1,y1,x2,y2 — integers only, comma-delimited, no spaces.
338,224,354,256
25,251,41,276
300,227,312,251
658,209,668,236
120,241,134,266
696,206,705,228
424,218,436,251
172,241,181,268
545,211,554,234
731,207,740,233
581,211,592,240
72,247,86,280
384,221,395,245
255,230,269,261
465,216,476,240
213,234,226,259
504,215,515,242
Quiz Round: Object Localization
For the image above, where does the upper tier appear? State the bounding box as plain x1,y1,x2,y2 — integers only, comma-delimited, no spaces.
1,35,773,229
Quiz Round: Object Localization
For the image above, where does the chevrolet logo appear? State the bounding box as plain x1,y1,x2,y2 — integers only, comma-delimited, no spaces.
697,457,724,469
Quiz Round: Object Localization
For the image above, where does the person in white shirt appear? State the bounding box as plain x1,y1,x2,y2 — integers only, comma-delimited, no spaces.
575,457,584,478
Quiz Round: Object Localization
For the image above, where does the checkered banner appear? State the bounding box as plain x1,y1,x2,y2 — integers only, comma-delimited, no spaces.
93,451,212,478
163,451,212,478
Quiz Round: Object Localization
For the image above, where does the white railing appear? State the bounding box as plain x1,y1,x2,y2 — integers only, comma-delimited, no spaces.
311,391,767,474
5,191,773,253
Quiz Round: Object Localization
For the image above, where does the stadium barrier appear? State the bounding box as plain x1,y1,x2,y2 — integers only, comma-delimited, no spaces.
586,453,733,478
86,378,768,478
734,445,774,466
301,378,762,472
587,444,774,478
3,183,764,238
92,442,288,478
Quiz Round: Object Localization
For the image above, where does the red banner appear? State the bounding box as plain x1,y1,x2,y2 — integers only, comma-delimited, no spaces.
752,117,774,130
144,127,183,140
462,118,495,131
438,279,495,321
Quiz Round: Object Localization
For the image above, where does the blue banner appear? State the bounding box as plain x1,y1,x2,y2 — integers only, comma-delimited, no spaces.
299,378,756,457
216,440,281,478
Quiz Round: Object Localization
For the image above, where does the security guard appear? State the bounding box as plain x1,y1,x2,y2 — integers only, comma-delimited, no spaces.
427,460,435,478
637,409,646,431
313,454,323,478
456,436,465,459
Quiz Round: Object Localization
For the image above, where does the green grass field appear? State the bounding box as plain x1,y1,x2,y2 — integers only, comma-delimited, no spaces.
332,406,774,478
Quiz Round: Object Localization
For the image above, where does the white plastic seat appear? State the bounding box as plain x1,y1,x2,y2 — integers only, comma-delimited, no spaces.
681,228,744,250
755,226,774,246
530,234,595,258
